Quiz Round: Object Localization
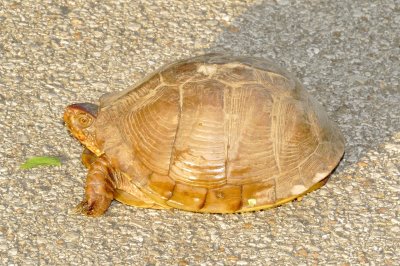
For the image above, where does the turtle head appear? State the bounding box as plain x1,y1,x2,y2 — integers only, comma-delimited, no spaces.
63,103,103,156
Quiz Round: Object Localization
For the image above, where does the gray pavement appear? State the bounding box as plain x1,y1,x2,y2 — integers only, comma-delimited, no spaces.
1,0,399,265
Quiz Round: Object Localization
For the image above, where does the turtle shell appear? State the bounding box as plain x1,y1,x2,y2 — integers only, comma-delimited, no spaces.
93,54,345,213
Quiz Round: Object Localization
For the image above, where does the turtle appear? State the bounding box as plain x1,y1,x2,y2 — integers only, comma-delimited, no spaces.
63,54,345,217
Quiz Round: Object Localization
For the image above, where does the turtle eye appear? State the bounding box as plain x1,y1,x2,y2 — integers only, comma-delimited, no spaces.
78,114,92,127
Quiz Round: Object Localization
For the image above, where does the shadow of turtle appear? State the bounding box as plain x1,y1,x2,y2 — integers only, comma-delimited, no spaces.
202,0,399,169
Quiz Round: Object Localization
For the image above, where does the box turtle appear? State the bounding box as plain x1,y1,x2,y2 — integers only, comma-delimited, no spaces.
64,54,345,216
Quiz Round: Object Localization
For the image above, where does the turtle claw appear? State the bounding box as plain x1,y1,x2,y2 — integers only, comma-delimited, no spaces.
74,196,111,217
73,200,95,216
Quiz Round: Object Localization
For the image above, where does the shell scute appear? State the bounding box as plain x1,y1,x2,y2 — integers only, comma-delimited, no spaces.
168,79,227,188
241,180,276,210
121,86,180,175
200,185,242,213
166,183,208,211
144,173,176,202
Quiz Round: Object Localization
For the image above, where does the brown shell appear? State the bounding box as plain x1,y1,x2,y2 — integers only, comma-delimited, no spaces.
94,54,345,213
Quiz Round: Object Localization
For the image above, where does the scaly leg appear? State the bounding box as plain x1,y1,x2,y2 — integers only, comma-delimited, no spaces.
75,155,115,217
81,148,97,169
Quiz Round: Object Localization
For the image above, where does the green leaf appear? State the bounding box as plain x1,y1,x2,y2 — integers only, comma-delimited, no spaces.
20,156,62,169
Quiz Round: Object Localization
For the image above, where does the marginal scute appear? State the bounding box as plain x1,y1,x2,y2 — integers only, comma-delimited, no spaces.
312,172,330,183
241,180,276,210
290,185,307,195
299,153,328,188
166,183,208,211
200,185,241,213
275,168,305,200
141,173,176,206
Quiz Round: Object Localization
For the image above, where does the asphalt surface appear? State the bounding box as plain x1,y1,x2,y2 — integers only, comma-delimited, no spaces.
1,0,399,265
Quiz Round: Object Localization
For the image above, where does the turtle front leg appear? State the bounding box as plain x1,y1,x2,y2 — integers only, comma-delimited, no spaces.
81,148,98,169
75,155,115,217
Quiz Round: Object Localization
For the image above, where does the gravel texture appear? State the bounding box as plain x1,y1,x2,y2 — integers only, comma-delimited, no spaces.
1,0,399,265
